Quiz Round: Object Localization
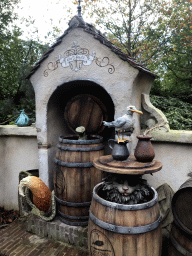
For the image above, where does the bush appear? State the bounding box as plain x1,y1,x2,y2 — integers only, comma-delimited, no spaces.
150,95,192,130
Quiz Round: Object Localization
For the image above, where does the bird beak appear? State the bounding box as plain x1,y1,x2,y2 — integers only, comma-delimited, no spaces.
131,109,143,115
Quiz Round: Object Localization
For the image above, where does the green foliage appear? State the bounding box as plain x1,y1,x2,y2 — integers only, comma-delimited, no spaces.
0,0,19,34
147,0,192,104
0,0,191,131
76,0,192,130
79,0,156,57
0,0,49,124
150,95,192,130
0,27,48,124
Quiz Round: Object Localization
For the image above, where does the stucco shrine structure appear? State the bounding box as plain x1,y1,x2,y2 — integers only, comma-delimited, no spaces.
26,15,169,190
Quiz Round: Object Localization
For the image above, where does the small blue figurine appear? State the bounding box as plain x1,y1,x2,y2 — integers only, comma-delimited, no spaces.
15,110,30,127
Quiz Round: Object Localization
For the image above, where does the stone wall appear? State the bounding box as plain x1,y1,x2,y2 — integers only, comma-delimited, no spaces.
0,125,38,210
30,26,155,190
0,125,192,210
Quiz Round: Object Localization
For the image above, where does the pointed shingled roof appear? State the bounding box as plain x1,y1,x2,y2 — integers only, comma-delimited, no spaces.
26,16,157,79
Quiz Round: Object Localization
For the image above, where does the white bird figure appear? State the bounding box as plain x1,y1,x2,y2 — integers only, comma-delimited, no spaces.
103,106,143,143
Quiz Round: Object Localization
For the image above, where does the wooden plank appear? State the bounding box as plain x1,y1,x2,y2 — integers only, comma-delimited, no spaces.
89,193,162,256
103,156,155,169
64,94,108,134
172,223,192,252
93,155,162,175
79,97,94,130
54,135,104,224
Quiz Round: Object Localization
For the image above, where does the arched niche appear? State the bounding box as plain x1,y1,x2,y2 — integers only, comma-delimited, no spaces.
47,80,115,189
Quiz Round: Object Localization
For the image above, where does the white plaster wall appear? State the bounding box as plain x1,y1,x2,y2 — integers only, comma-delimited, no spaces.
0,126,38,210
144,142,192,192
30,27,150,186
31,28,140,148
1,126,192,210
143,130,192,192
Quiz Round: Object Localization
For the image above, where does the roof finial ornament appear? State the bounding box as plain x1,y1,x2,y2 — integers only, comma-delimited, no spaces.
77,0,82,17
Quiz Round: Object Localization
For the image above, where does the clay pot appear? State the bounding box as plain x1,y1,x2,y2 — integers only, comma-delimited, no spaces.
108,139,129,161
134,135,155,162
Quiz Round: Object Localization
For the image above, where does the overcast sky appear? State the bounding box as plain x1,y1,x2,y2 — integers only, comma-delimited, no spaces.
15,0,92,43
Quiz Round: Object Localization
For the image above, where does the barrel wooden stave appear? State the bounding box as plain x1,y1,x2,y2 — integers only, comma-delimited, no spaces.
172,178,192,235
56,167,103,215
168,222,192,255
173,223,192,252
168,178,192,255
54,135,104,225
168,245,183,256
88,183,162,256
89,220,161,256
90,196,160,227
64,94,108,135
56,141,103,162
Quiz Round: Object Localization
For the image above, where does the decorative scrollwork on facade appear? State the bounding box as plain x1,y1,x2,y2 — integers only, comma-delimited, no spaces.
43,41,115,76
64,47,89,58
59,41,95,72
43,60,59,77
95,57,115,74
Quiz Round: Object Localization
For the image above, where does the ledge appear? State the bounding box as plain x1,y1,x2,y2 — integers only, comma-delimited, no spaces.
25,215,88,248
0,125,37,137
148,130,192,144
0,125,192,143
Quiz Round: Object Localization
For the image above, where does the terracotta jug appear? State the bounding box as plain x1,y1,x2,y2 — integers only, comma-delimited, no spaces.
134,135,155,162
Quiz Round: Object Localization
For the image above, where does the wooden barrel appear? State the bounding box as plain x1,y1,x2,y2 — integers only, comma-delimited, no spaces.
168,178,192,255
168,222,192,255
172,178,192,235
64,94,108,135
54,135,104,226
88,182,162,256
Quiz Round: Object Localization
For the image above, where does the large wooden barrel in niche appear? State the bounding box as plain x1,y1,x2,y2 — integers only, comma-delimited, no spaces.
54,135,104,226
64,94,108,135
88,182,162,256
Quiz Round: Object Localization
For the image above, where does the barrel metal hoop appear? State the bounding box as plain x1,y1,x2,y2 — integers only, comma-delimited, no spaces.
170,233,192,256
57,144,104,152
173,212,192,236
58,210,89,220
89,211,161,234
55,195,91,207
93,182,158,211
59,216,88,226
55,158,93,168
59,136,103,145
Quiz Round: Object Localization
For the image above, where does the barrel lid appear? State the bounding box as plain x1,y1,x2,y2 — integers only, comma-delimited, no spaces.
64,94,108,135
172,179,192,235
